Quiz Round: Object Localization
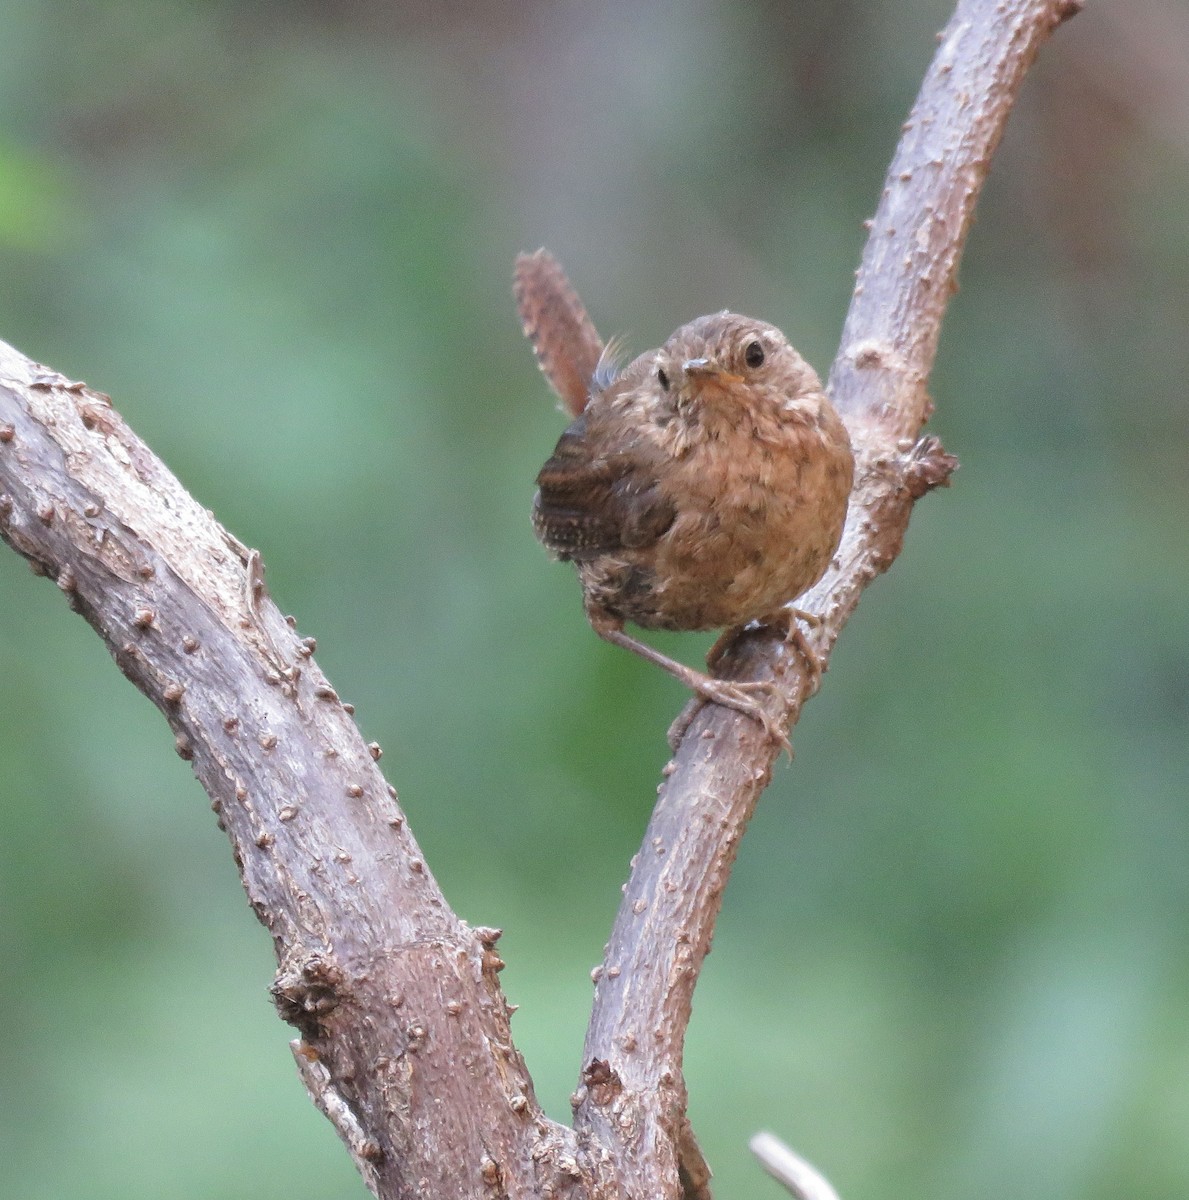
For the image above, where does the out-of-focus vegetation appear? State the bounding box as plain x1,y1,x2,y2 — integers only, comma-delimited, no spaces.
0,2,1186,1197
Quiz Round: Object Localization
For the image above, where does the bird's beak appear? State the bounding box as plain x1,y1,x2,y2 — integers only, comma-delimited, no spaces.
682,358,741,387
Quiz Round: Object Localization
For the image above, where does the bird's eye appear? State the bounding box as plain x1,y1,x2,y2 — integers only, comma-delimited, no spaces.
744,341,765,369
657,366,670,391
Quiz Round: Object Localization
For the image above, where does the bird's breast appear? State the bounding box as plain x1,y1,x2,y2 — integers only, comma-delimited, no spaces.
603,402,852,630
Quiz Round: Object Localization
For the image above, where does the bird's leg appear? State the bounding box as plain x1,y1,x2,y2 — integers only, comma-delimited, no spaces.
677,608,824,752
772,606,825,687
586,607,790,751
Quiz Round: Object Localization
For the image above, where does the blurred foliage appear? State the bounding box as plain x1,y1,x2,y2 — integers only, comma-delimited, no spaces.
0,1,1186,1198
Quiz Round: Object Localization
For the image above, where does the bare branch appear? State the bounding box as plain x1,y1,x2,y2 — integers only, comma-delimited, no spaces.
750,1133,842,1200
0,347,593,1200
0,2,1082,1197
572,1,1077,1195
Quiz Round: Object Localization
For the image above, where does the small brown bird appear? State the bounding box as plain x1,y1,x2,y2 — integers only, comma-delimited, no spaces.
516,250,853,741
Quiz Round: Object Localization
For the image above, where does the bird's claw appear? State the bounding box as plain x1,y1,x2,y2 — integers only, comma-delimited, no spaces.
706,609,825,690
667,677,792,757
768,608,824,690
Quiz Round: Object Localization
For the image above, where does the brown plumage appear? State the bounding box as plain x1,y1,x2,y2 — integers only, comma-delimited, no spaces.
514,249,605,419
517,251,854,742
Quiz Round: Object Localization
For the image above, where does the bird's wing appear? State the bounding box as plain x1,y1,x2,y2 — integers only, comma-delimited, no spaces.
533,415,675,559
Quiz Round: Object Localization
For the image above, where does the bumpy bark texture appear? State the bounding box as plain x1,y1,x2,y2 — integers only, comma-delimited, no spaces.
0,2,1078,1197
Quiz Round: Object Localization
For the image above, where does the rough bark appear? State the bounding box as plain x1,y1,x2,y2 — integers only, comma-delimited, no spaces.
571,1,1079,1195
0,1,1079,1197
0,351,589,1199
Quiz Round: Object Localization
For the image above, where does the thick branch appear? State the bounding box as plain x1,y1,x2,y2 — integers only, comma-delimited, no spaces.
0,349,592,1200
0,2,1081,1197
572,1,1077,1195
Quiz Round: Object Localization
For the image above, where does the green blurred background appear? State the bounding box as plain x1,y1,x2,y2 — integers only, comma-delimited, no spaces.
0,1,1186,1197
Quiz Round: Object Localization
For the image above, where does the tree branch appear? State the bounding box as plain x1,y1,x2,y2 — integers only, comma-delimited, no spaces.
571,1,1078,1195
0,350,591,1199
0,2,1079,1198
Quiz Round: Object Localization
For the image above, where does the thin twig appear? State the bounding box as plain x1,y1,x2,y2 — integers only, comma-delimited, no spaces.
750,1133,842,1200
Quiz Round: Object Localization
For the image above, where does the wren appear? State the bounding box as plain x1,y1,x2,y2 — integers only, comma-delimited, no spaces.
516,249,854,743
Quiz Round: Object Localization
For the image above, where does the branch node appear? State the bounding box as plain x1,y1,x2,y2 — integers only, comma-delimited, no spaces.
272,954,345,1040
581,1058,622,1107
904,434,959,498
479,1155,504,1187
848,338,902,372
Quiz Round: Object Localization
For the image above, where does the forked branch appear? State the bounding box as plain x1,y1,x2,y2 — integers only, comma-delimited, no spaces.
0,1,1079,1198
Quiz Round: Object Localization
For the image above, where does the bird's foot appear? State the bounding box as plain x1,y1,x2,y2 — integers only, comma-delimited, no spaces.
585,608,793,754
667,675,791,756
707,608,824,680
760,607,824,690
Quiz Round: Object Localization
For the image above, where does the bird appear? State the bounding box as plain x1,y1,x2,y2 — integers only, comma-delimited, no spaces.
516,250,853,744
